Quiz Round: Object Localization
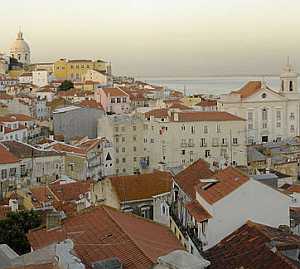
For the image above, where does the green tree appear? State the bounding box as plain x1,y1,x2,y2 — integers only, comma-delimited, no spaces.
0,210,42,255
58,80,74,91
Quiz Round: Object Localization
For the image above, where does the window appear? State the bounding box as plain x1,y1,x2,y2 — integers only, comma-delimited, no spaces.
222,138,227,145
122,158,126,163
133,157,137,162
204,125,208,134
36,177,41,183
276,111,281,121
200,138,206,147
248,123,253,130
122,137,125,142
114,127,119,132
191,126,195,134
248,111,253,120
290,81,293,91
133,146,137,152
290,113,295,120
133,136,137,141
205,150,210,158
1,169,7,179
232,138,238,144
117,98,121,103
122,147,125,152
122,168,126,173
150,138,154,143
115,137,119,143
261,93,267,98
111,98,115,103
276,122,281,128
122,97,127,102
116,147,119,153
9,168,16,177
212,137,219,146
182,150,186,155
121,126,125,132
181,125,186,131
133,125,136,131
116,158,119,164
216,124,221,133
291,125,295,132
262,108,268,121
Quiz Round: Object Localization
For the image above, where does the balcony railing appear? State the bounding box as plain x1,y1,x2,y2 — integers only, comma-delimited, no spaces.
187,226,203,253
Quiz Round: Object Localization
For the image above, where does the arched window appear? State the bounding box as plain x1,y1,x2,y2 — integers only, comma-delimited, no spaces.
290,81,293,91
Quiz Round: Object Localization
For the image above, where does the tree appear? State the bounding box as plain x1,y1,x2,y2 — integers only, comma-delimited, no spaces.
58,80,74,91
0,210,42,255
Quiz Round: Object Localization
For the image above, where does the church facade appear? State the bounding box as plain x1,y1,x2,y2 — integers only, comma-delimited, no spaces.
218,62,300,144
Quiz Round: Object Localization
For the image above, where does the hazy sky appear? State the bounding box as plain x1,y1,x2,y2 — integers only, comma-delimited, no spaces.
0,0,300,76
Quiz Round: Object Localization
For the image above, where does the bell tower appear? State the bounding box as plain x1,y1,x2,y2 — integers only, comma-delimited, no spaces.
280,57,298,93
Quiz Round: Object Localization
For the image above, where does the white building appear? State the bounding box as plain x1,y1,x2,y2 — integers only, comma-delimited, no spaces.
98,109,247,175
218,62,300,144
19,72,33,84
32,70,50,87
10,31,31,65
170,165,291,255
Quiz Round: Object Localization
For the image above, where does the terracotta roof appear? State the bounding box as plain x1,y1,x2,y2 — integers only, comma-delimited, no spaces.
102,87,128,97
185,201,212,223
51,143,86,156
79,100,103,110
176,111,245,122
196,166,249,205
174,159,214,199
77,138,102,152
0,144,20,164
0,114,34,122
3,124,27,134
49,180,91,202
108,171,173,202
168,103,191,110
1,141,62,159
233,81,262,98
205,221,300,269
30,186,56,208
27,206,182,269
287,184,300,193
195,99,217,107
144,108,169,118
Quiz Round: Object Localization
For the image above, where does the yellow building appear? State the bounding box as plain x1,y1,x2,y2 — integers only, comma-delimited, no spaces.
53,58,110,82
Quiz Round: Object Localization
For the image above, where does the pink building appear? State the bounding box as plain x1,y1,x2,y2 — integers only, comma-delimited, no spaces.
97,87,130,114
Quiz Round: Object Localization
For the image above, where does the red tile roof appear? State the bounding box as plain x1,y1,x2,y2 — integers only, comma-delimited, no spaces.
79,100,103,110
108,171,173,202
51,143,86,156
185,200,211,223
0,114,34,122
49,180,91,202
174,159,214,199
233,81,262,98
102,87,128,97
0,144,20,164
287,184,300,193
177,111,245,122
27,206,182,269
197,166,249,204
195,99,217,107
205,221,300,269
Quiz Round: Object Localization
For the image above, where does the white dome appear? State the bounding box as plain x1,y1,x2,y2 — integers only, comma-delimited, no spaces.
10,31,30,53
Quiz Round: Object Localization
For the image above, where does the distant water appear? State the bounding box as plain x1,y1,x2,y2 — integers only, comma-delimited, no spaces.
136,76,287,96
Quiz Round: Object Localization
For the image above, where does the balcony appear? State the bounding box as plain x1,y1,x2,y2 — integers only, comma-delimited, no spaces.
187,226,203,253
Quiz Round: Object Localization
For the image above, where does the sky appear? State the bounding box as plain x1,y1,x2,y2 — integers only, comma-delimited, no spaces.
0,0,300,77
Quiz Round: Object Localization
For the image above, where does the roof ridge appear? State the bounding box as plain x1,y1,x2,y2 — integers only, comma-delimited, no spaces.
102,206,155,264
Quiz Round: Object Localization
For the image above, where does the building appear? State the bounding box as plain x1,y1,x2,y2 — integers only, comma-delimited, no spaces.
97,87,130,114
9,31,30,65
0,140,63,186
92,170,172,222
0,144,20,199
53,105,104,142
170,163,291,254
49,138,113,181
204,221,300,269
32,70,51,87
218,62,300,144
27,206,182,269
84,69,111,86
53,59,111,82
98,110,247,175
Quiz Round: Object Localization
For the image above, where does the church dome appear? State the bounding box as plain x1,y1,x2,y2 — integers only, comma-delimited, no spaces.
10,31,30,53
